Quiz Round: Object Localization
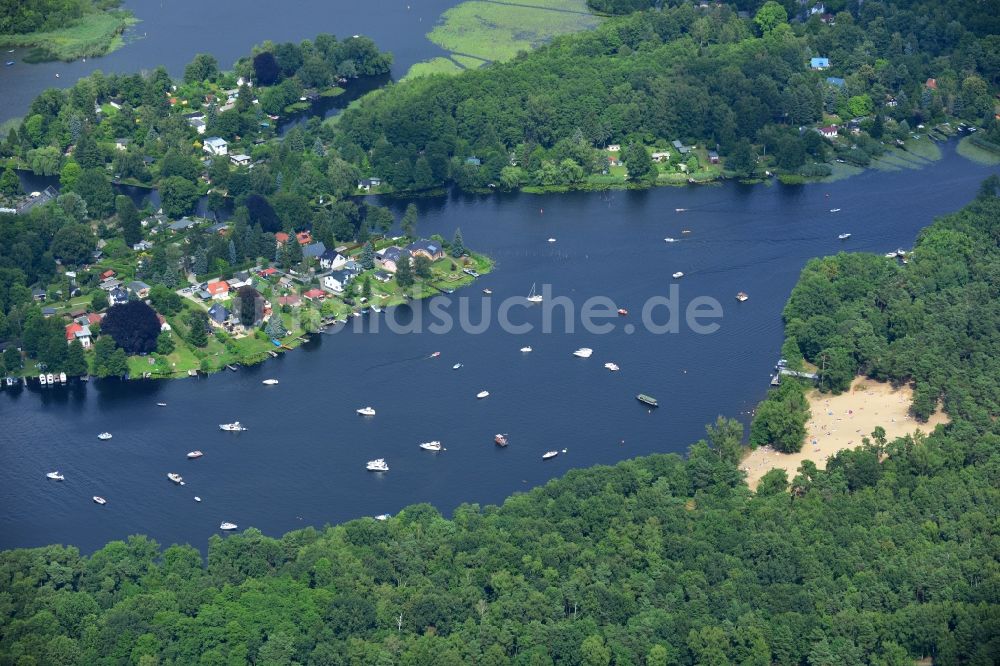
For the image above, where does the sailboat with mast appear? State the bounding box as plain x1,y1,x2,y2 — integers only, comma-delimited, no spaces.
526,283,543,303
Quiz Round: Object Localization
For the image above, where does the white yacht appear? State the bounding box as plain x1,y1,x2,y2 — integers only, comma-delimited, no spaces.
366,458,389,472
187,450,204,459
356,406,376,416
830,208,841,212
46,373,54,384
262,379,279,385
194,496,202,502
156,402,167,407
476,390,490,399
39,374,47,385
167,473,184,484
219,421,246,431
542,451,559,460
664,237,678,243
452,363,463,370
838,233,851,240
98,432,112,440
520,346,532,353
219,522,238,531
526,283,543,303
672,271,684,279
59,372,67,383
419,441,443,452
604,362,620,371
46,471,64,481
573,348,593,358
548,238,556,243
93,496,106,505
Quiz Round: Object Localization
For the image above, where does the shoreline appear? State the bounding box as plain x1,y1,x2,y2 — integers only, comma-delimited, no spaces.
742,377,950,490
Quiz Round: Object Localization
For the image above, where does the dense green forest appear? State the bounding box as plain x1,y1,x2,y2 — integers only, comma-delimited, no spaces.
2,187,999,664
0,0,121,36
333,2,998,191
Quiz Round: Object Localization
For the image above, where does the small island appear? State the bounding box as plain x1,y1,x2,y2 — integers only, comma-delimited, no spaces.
0,0,136,62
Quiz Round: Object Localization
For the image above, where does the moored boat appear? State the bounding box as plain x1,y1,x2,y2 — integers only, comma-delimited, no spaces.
156,402,167,406
93,496,106,505
526,283,543,303
736,291,749,302
494,433,508,447
838,233,851,240
520,346,532,353
98,432,112,440
167,473,184,484
476,390,490,399
573,348,593,358
604,362,619,371
453,363,463,369
374,514,390,521
366,458,389,472
219,522,238,530
664,237,678,243
59,372,67,383
46,471,64,481
482,288,492,295
356,406,376,416
219,421,246,431
542,451,559,460
672,271,684,279
262,379,279,385
636,393,659,407
187,450,203,459
419,441,443,452
617,308,628,316
47,373,54,384
39,374,47,385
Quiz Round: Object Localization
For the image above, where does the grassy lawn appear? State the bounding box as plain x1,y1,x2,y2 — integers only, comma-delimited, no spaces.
426,0,600,64
0,10,137,62
903,135,943,161
402,57,464,81
956,136,1000,165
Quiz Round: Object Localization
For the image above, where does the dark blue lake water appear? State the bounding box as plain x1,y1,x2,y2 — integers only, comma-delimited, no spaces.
2,142,997,554
0,0,459,124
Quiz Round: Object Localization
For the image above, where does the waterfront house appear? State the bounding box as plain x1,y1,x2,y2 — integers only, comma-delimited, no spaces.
810,57,831,70
376,247,409,273
357,177,382,192
296,231,313,246
109,287,130,305
168,218,196,232
206,222,229,235
319,249,347,271
207,303,230,327
672,140,691,154
203,137,228,156
65,323,92,348
405,239,444,261
132,240,153,251
651,151,671,162
128,281,151,299
708,150,720,164
230,153,251,167
275,232,290,247
818,125,839,138
607,154,620,168
304,288,326,302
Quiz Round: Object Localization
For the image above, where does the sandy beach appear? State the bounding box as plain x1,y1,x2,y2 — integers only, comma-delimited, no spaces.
742,377,950,490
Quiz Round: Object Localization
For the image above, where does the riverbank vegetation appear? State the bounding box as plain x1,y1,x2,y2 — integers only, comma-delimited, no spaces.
335,1,998,193
0,0,136,62
2,190,998,662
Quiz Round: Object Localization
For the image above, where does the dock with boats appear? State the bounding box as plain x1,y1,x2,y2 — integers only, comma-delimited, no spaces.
769,359,819,386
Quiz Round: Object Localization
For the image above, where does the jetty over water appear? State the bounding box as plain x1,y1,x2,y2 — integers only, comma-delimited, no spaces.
769,362,819,386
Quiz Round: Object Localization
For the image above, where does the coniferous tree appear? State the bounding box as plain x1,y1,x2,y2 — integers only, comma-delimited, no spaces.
450,228,465,258
116,195,142,246
395,252,414,287
360,242,374,270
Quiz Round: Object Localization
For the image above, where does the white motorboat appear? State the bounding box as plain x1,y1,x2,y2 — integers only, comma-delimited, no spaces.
830,208,841,212
526,283,543,303
494,433,508,447
39,374,47,385
356,406,376,416
98,432,112,440
46,373,54,384
262,379,279,385
885,251,898,258
93,496,106,505
573,348,593,358
59,372,66,383
520,346,532,353
46,471,64,481
366,458,389,472
419,441,443,452
156,402,167,406
736,291,749,302
187,450,204,459
219,522,238,531
542,451,559,460
476,390,490,399
664,237,678,243
219,421,246,431
838,233,851,240
548,238,556,243
194,496,202,502
374,514,390,521
167,473,184,484
482,288,492,295
672,271,684,279
604,362,619,371
453,363,463,369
